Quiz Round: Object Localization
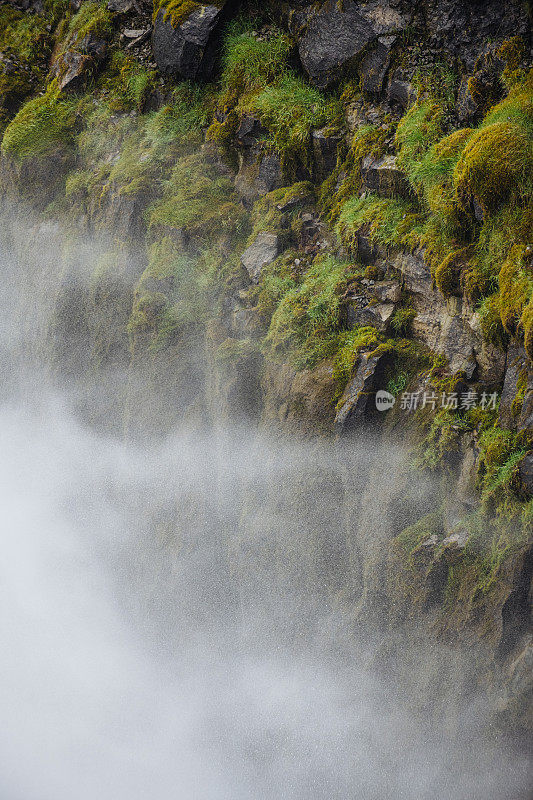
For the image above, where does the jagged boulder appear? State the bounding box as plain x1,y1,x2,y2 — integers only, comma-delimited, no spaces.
290,0,411,90
387,74,416,109
311,127,343,181
152,2,226,79
335,349,391,430
53,35,107,93
498,343,529,429
424,0,530,69
361,154,411,198
358,35,396,94
241,232,281,282
347,301,395,332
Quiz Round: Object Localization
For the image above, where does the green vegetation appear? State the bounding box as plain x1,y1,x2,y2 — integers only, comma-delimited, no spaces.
62,0,113,44
153,0,224,27
331,65,533,360
216,22,341,171
0,4,62,125
249,74,341,168
1,80,76,159
394,511,444,561
148,151,247,240
319,124,388,219
129,236,212,349
220,24,292,104
247,181,315,244
263,254,358,369
337,194,419,252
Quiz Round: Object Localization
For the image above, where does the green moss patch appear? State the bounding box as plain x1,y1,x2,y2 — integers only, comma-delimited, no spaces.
148,151,247,241
1,80,76,159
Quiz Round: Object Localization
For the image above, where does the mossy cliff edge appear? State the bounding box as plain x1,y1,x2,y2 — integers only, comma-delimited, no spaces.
1,0,532,735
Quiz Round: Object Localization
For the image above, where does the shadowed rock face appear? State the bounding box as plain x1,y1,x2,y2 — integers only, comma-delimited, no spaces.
152,3,225,79
291,0,411,89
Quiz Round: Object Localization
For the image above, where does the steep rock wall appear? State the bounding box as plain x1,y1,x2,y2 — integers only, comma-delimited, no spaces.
0,0,532,741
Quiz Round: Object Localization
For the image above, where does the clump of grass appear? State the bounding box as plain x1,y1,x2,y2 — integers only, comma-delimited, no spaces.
454,121,533,214
247,181,315,243
129,236,213,349
148,151,248,241
1,80,76,159
477,426,527,508
497,244,533,337
319,124,388,220
220,24,291,102
72,82,216,214
264,254,357,369
249,73,341,167
395,99,446,185
0,4,60,124
152,0,224,27
337,194,420,252
391,306,416,336
62,0,113,43
478,294,508,348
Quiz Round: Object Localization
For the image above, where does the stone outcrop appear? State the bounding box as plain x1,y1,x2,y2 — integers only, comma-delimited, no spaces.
361,154,411,198
241,232,281,282
152,3,226,79
335,350,391,430
52,35,107,93
290,0,411,90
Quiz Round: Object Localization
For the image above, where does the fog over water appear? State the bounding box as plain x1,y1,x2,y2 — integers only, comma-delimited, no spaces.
0,211,531,799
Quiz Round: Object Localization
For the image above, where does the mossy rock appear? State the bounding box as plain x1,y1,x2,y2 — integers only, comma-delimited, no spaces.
153,0,223,27
454,121,533,214
498,244,532,336
434,248,470,297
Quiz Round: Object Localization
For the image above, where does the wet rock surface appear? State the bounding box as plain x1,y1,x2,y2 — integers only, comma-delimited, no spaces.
291,0,411,90
241,232,281,282
152,3,225,79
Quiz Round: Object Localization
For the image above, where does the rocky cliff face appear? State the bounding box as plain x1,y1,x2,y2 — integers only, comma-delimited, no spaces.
0,0,532,741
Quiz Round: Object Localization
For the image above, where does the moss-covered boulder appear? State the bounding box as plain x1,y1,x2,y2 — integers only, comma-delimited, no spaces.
152,0,227,79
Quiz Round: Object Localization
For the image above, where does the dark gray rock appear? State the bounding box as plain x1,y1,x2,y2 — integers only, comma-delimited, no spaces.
152,3,224,80
256,152,283,195
456,77,480,126
241,232,281,282
361,154,411,198
348,301,395,332
56,51,94,93
387,76,416,109
335,349,392,430
371,280,402,304
311,127,343,181
53,34,107,93
499,343,529,429
294,0,374,90
393,250,433,295
356,232,381,265
518,385,533,434
424,0,529,70
518,452,533,499
358,35,396,94
236,114,267,147
292,0,410,90
107,0,134,12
